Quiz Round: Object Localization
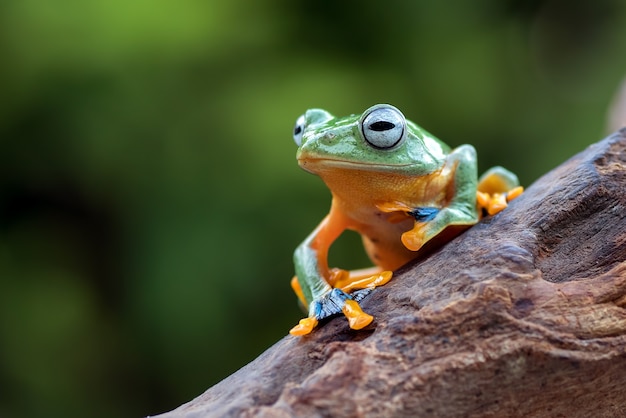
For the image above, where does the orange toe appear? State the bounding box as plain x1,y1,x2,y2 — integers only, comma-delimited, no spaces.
289,317,318,336
342,300,374,330
339,270,393,293
507,186,524,201
401,225,426,251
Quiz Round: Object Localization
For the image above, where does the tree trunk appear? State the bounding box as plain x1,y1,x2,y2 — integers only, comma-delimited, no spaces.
155,129,626,418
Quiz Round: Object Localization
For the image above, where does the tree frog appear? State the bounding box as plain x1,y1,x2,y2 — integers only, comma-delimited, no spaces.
289,104,523,336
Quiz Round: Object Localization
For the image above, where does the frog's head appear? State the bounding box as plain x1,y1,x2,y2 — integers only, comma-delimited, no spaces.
293,104,449,176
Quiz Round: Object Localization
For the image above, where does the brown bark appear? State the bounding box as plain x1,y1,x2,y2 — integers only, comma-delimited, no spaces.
156,129,626,418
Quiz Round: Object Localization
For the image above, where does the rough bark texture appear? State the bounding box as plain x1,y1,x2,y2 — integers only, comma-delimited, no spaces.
156,129,626,418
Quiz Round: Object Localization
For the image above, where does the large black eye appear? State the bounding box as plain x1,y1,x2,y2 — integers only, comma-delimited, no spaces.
360,105,406,149
293,114,306,146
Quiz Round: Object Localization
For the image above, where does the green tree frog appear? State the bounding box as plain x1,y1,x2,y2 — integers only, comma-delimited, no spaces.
289,104,522,336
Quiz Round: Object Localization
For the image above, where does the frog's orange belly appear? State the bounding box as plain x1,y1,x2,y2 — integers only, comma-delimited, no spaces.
355,215,472,271
324,167,456,269
355,218,417,271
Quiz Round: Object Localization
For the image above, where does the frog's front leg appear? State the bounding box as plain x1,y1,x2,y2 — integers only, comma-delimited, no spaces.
289,201,389,336
401,145,480,251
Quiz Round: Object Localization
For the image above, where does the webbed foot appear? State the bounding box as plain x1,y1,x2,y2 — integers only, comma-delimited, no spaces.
401,222,427,251
289,288,376,336
289,317,318,336
332,269,393,293
476,166,523,215
342,299,373,330
476,186,523,215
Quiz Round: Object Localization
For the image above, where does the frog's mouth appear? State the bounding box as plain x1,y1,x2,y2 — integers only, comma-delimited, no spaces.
298,156,419,173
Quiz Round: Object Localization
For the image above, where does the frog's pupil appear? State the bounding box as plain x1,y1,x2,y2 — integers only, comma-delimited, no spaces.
369,121,395,131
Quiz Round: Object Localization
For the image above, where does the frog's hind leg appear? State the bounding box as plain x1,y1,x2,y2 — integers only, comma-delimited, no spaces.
289,268,392,336
289,268,391,336
290,286,376,336
476,166,523,216
330,268,392,330
335,267,393,329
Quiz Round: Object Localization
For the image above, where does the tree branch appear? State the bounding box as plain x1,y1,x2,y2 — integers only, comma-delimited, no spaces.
155,129,626,418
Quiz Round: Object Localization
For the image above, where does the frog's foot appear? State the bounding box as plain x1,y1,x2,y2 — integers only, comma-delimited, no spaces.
289,317,319,336
328,268,393,294
289,288,375,336
476,186,523,216
401,221,427,251
337,270,393,293
476,166,523,215
342,299,373,330
311,288,372,322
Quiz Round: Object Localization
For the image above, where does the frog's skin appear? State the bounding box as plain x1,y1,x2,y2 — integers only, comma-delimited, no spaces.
289,104,523,336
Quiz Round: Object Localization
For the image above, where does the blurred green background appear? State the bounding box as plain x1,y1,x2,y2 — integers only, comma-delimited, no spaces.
1,0,625,417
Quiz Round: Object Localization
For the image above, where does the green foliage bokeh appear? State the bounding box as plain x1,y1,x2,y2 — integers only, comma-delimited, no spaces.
1,0,625,416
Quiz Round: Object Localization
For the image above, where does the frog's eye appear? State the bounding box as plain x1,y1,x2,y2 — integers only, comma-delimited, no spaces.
360,105,406,149
293,114,306,146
